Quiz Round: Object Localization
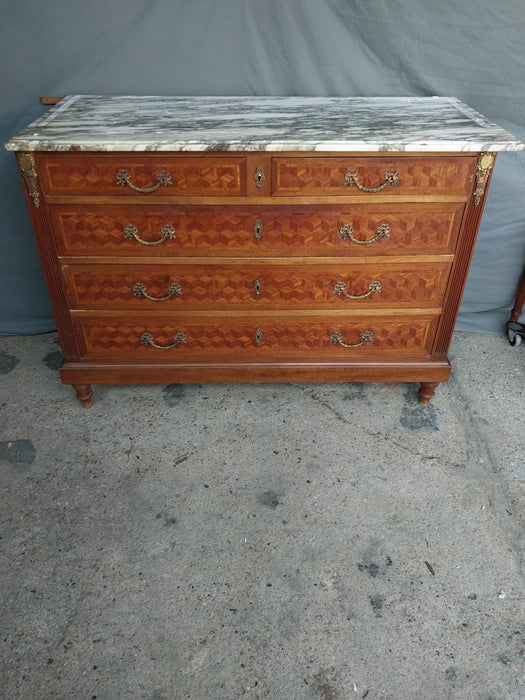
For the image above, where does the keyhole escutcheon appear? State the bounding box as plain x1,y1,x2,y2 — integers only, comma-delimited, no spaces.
254,167,265,189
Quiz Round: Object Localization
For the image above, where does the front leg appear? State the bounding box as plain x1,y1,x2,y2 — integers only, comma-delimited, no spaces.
418,381,439,405
73,384,93,408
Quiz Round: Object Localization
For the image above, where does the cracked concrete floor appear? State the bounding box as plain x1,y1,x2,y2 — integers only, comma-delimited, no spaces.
1,331,524,699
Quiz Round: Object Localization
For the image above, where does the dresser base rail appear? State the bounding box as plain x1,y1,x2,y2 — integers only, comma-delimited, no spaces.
60,359,451,407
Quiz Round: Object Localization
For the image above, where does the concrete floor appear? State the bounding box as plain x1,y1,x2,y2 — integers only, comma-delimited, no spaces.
1,330,524,699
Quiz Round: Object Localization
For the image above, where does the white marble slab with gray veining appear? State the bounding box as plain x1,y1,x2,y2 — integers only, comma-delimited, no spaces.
5,95,524,152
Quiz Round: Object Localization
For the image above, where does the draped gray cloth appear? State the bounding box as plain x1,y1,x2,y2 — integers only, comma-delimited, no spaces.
2,0,524,335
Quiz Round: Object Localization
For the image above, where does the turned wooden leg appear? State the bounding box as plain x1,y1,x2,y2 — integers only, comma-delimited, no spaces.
73,384,93,408
418,381,439,405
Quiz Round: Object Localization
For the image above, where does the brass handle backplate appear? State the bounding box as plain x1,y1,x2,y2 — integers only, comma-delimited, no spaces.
344,169,399,192
140,332,186,350
116,169,172,193
133,281,182,302
334,279,382,300
339,223,391,245
124,223,176,246
330,330,374,348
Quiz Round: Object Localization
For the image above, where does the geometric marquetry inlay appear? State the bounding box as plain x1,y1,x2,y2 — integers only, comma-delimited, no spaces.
76,316,438,358
63,263,451,310
51,203,463,257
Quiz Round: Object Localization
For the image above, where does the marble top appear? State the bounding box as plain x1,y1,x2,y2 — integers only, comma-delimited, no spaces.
5,95,524,153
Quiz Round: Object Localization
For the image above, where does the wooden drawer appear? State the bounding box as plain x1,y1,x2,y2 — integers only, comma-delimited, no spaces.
50,202,464,257
62,261,451,310
272,156,475,197
72,314,440,360
38,153,247,197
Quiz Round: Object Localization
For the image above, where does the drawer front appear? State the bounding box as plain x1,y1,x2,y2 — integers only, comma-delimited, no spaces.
38,154,246,197
51,203,464,257
73,314,439,360
272,156,475,197
63,262,451,310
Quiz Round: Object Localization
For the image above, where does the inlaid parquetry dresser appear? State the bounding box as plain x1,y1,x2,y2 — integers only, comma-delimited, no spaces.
6,96,524,406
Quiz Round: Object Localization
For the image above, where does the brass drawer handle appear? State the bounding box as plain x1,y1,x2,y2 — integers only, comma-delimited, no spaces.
253,219,263,240
339,223,391,245
133,281,182,302
330,330,374,348
334,279,382,299
344,169,399,192
140,331,186,350
116,168,172,193
124,223,176,246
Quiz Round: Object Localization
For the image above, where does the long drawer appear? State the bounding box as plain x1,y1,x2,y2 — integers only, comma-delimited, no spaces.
50,203,464,257
62,261,451,310
72,314,440,360
37,153,247,196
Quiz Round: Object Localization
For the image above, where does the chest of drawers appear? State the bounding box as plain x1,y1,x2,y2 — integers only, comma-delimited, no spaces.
6,96,523,406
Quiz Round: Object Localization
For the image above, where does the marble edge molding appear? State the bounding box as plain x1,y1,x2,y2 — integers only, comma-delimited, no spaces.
5,94,525,152
5,139,525,153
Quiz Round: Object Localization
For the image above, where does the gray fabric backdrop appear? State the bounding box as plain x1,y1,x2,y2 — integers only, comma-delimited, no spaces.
2,0,524,335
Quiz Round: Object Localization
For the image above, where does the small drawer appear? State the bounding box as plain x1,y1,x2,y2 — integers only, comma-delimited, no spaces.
50,202,464,257
73,314,440,360
62,261,451,310
38,153,247,197
272,156,475,197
